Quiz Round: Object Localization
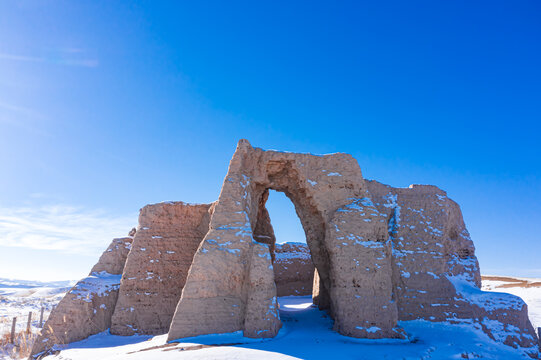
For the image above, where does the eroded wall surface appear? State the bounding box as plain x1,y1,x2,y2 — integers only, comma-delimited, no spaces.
31,236,133,358
168,139,402,341
274,242,314,297
32,140,540,359
366,180,539,356
110,202,212,335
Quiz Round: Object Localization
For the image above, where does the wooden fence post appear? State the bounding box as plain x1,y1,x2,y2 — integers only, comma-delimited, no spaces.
26,311,32,334
10,317,16,344
39,307,45,328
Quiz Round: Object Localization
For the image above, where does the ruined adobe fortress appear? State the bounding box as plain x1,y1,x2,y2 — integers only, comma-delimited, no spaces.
32,140,540,358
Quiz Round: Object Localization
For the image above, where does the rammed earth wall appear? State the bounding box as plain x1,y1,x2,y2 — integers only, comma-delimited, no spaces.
31,140,541,359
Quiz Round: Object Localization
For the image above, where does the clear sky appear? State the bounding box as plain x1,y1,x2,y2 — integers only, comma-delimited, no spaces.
0,1,539,281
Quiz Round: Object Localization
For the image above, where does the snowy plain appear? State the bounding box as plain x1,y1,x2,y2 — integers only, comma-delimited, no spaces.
1,277,540,359
0,278,74,360
0,278,73,333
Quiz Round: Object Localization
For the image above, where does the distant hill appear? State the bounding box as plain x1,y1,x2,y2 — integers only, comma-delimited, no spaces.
0,277,75,290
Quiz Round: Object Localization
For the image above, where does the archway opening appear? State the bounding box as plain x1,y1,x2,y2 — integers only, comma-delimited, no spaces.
265,189,306,245
265,190,313,299
253,187,332,315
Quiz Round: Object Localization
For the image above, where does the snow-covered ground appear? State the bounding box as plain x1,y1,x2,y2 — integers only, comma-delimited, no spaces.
0,278,73,360
1,276,539,359
38,295,536,360
0,278,73,333
482,275,541,330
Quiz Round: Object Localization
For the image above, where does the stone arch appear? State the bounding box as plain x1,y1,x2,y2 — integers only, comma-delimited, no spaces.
250,161,332,310
167,139,403,341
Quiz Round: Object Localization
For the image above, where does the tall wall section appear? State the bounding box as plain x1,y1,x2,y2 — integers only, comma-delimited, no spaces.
111,201,213,335
366,180,539,357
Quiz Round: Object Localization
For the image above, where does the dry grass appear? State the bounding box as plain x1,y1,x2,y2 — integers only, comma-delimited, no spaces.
0,285,67,359
0,328,38,359
482,275,541,289
0,312,42,359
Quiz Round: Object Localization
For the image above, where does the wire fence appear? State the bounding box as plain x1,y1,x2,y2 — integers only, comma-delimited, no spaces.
1,306,52,360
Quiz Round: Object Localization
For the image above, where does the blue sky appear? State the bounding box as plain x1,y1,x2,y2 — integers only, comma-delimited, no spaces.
0,1,539,281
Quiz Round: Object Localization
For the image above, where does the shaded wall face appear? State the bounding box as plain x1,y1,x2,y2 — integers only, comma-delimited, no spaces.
312,269,331,309
365,180,481,320
253,189,276,257
364,180,540,356
273,243,314,297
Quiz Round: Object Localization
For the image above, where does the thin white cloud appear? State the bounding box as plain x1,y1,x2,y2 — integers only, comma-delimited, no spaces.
0,204,136,254
0,53,44,63
0,100,53,138
0,51,98,68
0,101,46,119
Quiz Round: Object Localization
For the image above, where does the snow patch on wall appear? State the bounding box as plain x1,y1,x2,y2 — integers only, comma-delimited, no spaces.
70,271,122,303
